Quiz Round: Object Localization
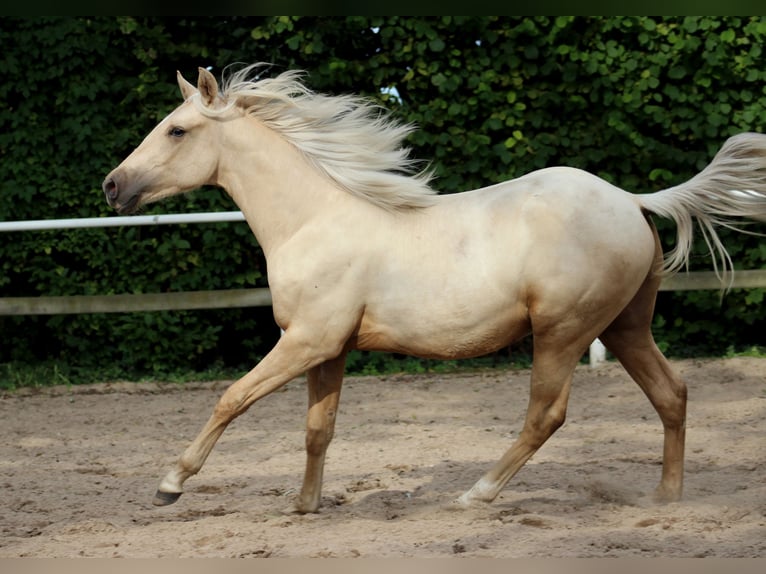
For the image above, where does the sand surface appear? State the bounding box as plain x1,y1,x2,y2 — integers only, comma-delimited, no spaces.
1,357,763,558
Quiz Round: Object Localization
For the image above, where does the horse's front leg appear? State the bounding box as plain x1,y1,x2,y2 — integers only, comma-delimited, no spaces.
290,351,348,514
152,329,343,507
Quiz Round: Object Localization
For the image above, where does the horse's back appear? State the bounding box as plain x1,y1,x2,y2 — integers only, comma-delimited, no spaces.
441,166,654,265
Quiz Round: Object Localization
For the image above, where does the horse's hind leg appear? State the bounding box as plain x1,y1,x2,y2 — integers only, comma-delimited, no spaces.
291,351,347,514
456,331,589,507
598,272,687,502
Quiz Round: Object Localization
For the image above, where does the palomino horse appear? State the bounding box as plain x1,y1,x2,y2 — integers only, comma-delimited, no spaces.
103,64,766,513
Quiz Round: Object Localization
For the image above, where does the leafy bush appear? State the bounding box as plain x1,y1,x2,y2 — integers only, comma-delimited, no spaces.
1,17,764,384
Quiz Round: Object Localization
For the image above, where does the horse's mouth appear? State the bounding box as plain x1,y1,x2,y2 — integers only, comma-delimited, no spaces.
114,192,142,215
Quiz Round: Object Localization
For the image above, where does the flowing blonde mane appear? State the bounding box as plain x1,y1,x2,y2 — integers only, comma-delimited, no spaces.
205,63,437,211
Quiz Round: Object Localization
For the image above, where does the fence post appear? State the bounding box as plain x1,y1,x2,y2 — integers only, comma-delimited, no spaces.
589,338,607,367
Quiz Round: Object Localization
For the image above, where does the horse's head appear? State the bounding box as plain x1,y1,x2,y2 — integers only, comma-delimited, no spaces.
103,68,230,214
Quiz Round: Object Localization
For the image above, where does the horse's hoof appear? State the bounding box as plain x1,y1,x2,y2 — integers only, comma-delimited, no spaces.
444,498,469,511
153,490,182,506
444,494,485,511
652,485,681,504
282,501,318,515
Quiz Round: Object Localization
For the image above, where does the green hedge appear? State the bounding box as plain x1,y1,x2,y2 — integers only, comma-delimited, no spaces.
1,17,764,382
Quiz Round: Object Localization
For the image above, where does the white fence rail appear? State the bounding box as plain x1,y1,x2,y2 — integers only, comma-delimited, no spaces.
0,211,246,232
2,212,765,366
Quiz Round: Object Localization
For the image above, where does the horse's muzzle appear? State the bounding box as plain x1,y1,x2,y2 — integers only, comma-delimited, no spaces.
102,172,141,214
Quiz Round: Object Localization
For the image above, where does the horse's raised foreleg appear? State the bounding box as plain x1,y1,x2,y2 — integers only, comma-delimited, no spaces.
290,352,347,514
456,333,587,507
152,330,340,507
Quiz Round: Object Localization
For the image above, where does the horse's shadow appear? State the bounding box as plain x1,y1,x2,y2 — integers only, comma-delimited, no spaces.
320,457,656,522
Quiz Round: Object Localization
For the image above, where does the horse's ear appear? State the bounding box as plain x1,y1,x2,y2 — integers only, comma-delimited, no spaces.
177,71,197,101
197,67,219,108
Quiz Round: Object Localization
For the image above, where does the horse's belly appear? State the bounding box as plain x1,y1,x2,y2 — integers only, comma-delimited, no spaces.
353,299,531,360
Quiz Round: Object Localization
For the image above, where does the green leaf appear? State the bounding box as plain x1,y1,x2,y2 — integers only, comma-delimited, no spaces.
668,66,687,79
720,28,736,42
429,38,445,52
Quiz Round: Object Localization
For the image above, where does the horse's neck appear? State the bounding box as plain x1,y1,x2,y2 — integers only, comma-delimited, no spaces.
217,120,348,257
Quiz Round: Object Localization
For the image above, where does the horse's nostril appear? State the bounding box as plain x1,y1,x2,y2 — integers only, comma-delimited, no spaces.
103,178,118,200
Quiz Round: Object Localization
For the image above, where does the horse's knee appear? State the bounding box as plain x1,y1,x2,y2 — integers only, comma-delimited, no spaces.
212,392,248,422
544,405,567,434
305,427,333,456
523,405,567,446
655,379,687,428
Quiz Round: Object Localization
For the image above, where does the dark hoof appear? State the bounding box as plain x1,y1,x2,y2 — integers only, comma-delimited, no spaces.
153,490,182,506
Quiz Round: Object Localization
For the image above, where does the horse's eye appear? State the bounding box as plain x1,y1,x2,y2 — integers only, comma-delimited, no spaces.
169,127,186,138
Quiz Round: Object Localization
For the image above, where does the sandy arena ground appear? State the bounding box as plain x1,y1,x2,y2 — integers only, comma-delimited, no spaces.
0,357,763,558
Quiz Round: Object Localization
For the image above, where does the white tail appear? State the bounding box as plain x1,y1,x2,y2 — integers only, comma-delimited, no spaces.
639,132,766,282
